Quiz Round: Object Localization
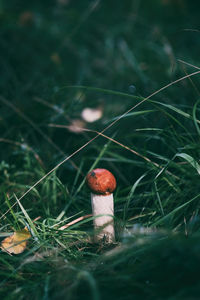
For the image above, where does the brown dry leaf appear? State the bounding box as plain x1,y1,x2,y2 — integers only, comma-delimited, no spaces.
1,227,31,255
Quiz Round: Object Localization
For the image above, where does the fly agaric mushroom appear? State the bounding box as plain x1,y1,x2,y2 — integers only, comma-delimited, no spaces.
86,168,116,243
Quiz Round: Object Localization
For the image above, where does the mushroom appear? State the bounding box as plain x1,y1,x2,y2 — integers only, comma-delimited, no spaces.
86,168,116,243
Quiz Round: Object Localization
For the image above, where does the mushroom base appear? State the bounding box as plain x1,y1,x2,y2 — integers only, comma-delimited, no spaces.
91,193,115,243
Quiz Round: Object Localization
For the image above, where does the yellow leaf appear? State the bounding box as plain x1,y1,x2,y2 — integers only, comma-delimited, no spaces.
1,227,31,254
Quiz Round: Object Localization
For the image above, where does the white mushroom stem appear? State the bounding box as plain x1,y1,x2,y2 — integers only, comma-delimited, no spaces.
91,193,115,243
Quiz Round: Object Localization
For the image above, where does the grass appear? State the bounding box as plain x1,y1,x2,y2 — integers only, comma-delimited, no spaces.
1,0,200,299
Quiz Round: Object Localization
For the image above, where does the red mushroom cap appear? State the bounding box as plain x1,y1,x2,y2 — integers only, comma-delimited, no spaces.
86,168,116,195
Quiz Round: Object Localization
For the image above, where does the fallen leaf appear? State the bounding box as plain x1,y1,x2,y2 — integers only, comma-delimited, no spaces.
68,119,85,133
1,227,31,254
81,107,102,123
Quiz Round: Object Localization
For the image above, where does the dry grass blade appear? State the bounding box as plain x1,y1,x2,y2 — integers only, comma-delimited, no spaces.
58,214,92,230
